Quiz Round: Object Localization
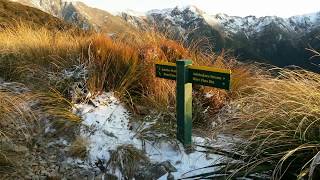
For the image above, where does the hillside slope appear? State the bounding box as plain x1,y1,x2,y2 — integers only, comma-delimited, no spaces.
0,0,73,30
10,0,137,33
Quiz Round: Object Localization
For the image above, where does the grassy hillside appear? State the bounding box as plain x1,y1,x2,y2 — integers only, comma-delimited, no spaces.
9,0,138,34
0,0,74,30
189,67,320,179
0,23,248,178
1,1,320,178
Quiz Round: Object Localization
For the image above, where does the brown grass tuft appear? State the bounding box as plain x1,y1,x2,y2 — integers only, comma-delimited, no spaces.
86,34,141,95
69,136,88,159
107,145,149,179
0,23,88,89
218,68,320,179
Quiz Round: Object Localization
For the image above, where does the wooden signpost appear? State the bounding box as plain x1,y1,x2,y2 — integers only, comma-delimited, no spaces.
156,60,231,146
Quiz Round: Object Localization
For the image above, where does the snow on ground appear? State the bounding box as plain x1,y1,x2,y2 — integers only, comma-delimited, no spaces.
154,139,222,179
74,92,224,179
75,92,141,162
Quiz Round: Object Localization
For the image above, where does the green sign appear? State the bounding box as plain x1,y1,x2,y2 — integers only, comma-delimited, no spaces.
156,62,231,89
188,65,231,90
155,62,176,80
155,60,231,146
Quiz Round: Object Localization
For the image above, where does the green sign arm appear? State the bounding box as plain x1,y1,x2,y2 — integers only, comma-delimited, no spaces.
188,65,231,90
155,62,176,80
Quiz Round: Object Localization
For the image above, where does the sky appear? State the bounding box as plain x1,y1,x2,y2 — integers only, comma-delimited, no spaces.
77,0,320,17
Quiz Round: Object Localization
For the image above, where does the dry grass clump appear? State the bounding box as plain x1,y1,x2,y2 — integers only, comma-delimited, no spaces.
0,88,36,141
0,23,256,134
0,23,84,127
107,145,149,179
0,24,247,115
187,53,256,127
0,85,81,171
135,38,179,108
86,34,141,95
205,68,320,179
0,140,28,175
86,31,185,109
0,86,36,172
116,31,253,112
84,32,183,109
68,136,88,159
34,89,81,133
0,23,88,88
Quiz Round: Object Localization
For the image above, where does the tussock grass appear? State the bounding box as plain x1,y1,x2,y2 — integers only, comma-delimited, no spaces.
86,34,141,95
34,89,81,134
107,145,149,179
0,24,263,178
3,16,318,180
0,140,26,171
0,86,81,171
196,68,320,179
0,87,36,171
0,88,36,141
69,136,88,159
0,23,85,173
0,23,88,88
234,68,320,179
0,24,247,115
85,31,184,109
103,31,252,113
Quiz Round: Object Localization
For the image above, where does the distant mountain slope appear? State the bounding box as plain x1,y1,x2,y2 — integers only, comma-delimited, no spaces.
10,0,137,33
0,0,72,30
121,6,320,71
7,0,319,70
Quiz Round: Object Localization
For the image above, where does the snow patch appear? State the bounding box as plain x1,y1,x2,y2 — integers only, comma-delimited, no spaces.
74,92,224,179
75,92,141,161
205,92,214,98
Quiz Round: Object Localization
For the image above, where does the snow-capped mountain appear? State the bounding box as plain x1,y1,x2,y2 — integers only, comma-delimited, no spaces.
212,12,320,37
140,5,320,38
120,6,320,71
10,0,92,29
10,0,136,33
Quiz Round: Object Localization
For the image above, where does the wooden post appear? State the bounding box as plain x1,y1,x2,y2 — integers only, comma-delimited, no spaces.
176,60,192,146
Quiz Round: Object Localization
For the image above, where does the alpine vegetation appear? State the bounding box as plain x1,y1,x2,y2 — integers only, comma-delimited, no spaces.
1,0,320,179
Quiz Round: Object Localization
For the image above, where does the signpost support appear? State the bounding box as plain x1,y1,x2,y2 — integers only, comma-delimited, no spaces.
155,59,231,146
176,60,192,146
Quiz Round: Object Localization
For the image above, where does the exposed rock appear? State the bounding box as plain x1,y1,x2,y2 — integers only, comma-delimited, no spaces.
167,172,175,180
95,173,118,180
159,160,178,172
135,161,177,180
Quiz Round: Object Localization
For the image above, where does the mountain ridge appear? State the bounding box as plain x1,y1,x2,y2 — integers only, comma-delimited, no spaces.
10,0,137,33
8,0,320,71
0,0,74,30
121,5,320,71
